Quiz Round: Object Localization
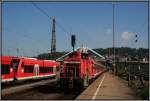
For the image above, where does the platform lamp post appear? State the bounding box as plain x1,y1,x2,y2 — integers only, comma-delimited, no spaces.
128,33,139,86
134,34,141,73
128,34,138,86
112,2,116,75
135,34,144,86
135,34,141,73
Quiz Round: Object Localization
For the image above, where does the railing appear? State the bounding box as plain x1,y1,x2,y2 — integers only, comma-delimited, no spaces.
115,61,149,81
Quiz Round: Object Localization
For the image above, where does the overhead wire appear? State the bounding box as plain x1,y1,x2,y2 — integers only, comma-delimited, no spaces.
31,2,78,53
31,2,72,36
132,17,148,37
31,2,52,19
55,21,72,36
3,28,50,56
134,20,148,41
133,19,148,35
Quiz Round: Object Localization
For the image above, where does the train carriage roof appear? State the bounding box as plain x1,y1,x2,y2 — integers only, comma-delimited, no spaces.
1,56,12,64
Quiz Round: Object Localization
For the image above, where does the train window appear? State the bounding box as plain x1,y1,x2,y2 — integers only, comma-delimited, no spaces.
81,53,88,59
50,68,53,72
39,67,53,73
39,67,44,73
24,65,34,73
1,64,10,74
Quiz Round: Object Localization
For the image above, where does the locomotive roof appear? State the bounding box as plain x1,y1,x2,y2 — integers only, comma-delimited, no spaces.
56,46,105,62
43,60,56,62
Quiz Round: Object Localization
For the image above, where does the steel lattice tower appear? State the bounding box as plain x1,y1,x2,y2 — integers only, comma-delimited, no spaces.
51,18,56,53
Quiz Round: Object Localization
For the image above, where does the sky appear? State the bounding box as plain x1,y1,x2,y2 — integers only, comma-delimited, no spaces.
2,1,148,57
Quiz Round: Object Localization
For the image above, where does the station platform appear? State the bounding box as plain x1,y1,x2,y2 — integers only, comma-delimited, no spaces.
76,72,140,100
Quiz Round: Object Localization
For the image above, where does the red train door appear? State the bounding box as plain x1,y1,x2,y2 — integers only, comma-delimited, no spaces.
11,59,20,80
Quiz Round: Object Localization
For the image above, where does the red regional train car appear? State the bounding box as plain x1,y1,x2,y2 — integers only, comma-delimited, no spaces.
60,50,105,91
1,56,60,83
1,56,14,82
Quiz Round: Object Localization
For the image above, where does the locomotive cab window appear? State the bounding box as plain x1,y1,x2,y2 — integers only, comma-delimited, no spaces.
1,64,10,74
81,53,88,59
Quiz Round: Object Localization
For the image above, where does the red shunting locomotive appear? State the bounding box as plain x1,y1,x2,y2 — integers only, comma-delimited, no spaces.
60,49,105,91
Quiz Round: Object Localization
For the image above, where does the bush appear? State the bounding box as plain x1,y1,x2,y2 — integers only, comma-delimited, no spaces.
138,86,149,100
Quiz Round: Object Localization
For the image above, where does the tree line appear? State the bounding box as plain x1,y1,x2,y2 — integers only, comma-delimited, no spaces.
36,47,149,61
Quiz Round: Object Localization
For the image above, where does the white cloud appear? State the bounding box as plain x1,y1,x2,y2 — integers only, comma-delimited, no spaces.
121,31,134,41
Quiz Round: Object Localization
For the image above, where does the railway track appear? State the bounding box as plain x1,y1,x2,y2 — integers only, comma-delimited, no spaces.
2,78,57,95
1,78,83,100
2,76,56,89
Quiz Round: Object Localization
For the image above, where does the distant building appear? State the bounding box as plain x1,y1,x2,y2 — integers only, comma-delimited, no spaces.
119,57,127,62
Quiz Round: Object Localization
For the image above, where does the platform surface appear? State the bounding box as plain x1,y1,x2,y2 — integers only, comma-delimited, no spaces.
76,72,140,100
